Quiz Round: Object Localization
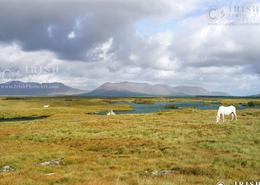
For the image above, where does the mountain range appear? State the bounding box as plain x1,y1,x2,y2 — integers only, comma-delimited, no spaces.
0,81,232,97
85,81,229,97
0,81,84,96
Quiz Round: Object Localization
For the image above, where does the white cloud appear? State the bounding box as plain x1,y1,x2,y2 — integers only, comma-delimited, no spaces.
47,25,53,38
68,31,76,39
86,38,114,62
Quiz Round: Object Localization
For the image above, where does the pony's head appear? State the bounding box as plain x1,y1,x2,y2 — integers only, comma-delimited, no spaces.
216,115,220,123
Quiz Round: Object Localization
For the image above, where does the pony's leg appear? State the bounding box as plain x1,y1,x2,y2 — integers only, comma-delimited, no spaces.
234,111,238,121
231,113,234,121
222,114,225,123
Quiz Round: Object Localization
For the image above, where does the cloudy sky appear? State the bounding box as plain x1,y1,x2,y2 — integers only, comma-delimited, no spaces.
0,0,259,95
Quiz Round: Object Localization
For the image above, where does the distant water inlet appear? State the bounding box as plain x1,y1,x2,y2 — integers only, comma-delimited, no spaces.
99,101,260,115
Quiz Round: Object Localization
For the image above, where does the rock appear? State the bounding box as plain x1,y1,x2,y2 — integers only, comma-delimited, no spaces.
40,158,64,166
143,169,175,176
1,165,15,172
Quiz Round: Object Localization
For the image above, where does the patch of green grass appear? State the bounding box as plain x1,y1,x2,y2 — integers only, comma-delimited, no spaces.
248,101,260,107
164,104,178,109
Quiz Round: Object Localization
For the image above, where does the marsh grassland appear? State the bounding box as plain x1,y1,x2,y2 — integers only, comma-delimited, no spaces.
0,97,259,185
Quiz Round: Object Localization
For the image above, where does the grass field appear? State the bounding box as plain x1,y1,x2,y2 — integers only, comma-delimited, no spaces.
0,97,259,185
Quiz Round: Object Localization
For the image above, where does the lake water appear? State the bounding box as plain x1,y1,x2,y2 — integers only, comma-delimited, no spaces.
113,102,219,114
98,101,260,115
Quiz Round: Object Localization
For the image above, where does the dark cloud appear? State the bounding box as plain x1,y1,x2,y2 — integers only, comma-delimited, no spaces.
0,0,174,61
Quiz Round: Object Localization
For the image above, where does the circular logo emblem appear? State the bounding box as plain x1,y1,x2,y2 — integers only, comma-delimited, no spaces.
208,7,225,21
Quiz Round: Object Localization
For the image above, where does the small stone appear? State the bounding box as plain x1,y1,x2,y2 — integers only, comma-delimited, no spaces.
1,165,15,172
40,158,64,166
145,169,175,176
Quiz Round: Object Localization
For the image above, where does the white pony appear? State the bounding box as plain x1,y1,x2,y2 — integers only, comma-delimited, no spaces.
216,105,237,123
43,105,49,108
107,110,116,116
